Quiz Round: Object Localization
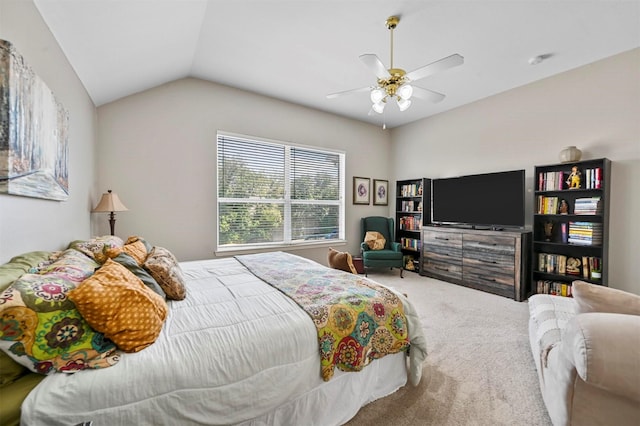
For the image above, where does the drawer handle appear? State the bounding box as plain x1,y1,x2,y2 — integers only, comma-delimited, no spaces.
477,242,498,246
434,266,450,272
435,237,450,241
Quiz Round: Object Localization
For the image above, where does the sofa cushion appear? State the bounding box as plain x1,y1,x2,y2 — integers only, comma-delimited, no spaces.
572,281,640,315
364,231,386,250
327,248,357,274
68,259,168,352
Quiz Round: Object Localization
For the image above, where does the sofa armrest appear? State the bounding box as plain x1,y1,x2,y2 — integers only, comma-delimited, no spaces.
560,312,640,402
390,241,401,252
360,242,370,252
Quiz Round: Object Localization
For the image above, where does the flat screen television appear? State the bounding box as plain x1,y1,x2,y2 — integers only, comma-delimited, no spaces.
431,169,525,229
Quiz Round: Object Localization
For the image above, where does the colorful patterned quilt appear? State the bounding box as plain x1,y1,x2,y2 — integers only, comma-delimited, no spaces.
236,251,411,381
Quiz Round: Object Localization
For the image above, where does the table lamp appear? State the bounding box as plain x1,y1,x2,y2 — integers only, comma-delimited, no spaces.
92,190,128,236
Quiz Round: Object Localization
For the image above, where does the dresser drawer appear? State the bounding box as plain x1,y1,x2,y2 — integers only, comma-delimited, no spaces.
463,258,515,286
422,258,463,281
423,230,462,258
463,234,515,265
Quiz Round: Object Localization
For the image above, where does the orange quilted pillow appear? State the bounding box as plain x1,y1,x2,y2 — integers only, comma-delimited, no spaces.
68,259,168,352
103,238,148,265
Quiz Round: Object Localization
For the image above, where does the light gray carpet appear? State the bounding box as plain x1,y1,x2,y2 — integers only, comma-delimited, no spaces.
345,269,552,426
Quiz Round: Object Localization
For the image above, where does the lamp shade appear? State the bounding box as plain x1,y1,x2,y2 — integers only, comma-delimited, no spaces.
372,101,385,114
370,87,386,104
397,97,412,111
398,84,413,100
92,190,128,212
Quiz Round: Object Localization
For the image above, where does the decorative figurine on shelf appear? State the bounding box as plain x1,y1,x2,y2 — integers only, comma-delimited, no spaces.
566,165,582,189
559,199,569,214
544,221,554,241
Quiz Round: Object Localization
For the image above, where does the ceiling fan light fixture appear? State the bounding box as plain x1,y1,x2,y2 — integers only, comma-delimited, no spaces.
370,87,386,104
398,84,413,100
397,97,411,111
372,101,386,114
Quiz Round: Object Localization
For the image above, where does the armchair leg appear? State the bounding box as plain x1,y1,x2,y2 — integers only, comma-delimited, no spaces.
400,268,403,278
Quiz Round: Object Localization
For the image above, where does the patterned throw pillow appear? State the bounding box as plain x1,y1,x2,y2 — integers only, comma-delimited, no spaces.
364,231,386,250
143,247,187,301
68,259,168,353
327,248,357,274
0,251,119,374
67,235,124,261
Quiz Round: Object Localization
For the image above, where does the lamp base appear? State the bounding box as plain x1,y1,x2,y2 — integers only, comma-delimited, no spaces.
108,212,116,236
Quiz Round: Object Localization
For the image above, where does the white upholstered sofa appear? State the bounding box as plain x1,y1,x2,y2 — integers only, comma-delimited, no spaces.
528,280,640,426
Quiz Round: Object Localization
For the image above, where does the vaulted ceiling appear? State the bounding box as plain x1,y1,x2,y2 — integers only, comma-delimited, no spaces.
34,0,640,129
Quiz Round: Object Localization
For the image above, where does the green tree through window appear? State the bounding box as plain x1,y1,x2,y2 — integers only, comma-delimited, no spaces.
217,133,344,251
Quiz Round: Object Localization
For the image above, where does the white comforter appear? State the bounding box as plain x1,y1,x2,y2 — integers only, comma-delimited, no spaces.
21,255,426,425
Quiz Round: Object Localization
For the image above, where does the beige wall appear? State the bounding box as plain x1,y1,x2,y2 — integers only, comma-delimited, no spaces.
0,0,97,264
390,48,640,294
96,78,392,264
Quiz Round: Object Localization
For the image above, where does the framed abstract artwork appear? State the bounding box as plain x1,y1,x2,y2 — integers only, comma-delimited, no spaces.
373,179,388,205
353,177,370,205
0,39,69,201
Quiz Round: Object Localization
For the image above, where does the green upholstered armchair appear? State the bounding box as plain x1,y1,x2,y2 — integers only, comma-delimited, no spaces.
360,216,404,278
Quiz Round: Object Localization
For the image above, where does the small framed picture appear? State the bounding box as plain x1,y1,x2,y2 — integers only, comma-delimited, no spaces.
373,179,388,205
353,177,370,205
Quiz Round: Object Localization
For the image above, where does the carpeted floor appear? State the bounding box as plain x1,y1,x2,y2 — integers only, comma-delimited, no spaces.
344,269,552,426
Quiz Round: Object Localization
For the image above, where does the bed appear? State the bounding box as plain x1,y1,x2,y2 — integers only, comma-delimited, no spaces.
1,239,426,425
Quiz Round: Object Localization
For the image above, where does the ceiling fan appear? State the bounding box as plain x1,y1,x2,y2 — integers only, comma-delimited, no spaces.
327,16,464,114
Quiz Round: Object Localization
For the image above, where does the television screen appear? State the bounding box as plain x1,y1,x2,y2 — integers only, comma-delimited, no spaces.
431,169,525,228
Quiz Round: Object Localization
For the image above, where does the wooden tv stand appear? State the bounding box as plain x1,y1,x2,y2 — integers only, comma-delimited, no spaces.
420,226,531,301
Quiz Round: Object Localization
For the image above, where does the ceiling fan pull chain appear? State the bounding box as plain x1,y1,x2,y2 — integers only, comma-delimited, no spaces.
389,25,394,70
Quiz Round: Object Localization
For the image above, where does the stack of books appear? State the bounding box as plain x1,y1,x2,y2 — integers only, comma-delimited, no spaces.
535,280,573,297
574,197,601,215
538,171,565,191
568,222,603,245
583,167,603,189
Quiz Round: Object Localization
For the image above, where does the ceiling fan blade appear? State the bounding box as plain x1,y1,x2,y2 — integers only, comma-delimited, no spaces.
359,54,391,79
405,54,464,82
326,86,371,99
412,86,446,103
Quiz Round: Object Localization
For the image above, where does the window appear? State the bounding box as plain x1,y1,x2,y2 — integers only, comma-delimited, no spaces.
216,132,345,252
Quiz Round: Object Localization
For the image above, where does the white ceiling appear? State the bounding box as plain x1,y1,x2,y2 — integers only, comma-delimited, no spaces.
34,0,640,129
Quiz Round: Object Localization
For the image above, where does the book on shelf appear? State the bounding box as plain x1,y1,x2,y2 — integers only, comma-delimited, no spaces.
538,253,602,281
399,215,422,231
538,171,566,191
535,280,573,297
536,196,559,214
568,222,603,245
400,237,421,251
400,183,422,197
582,167,603,189
573,196,602,215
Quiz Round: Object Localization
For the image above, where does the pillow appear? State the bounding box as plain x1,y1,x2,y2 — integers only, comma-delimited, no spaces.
104,236,151,265
364,231,386,250
68,259,168,352
109,252,166,298
327,248,357,274
36,248,100,283
68,235,125,260
143,246,187,301
0,271,119,374
572,280,640,316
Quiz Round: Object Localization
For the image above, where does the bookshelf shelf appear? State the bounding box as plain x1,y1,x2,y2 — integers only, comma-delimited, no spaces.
532,158,611,297
396,178,431,273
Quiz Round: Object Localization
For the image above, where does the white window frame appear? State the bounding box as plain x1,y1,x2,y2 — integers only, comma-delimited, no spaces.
215,131,345,254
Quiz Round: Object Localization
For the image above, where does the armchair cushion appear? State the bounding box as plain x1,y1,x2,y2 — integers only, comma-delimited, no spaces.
364,231,386,250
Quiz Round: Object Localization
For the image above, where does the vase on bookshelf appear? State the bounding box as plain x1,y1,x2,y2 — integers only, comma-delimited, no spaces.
559,146,582,163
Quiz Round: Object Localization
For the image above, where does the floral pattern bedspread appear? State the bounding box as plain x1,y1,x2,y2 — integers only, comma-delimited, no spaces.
236,251,410,381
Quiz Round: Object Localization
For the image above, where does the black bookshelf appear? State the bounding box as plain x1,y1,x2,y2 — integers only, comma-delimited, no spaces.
532,158,611,297
396,178,431,273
